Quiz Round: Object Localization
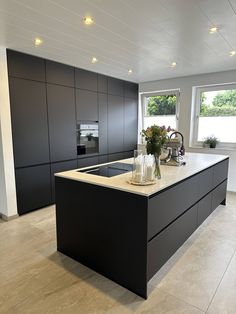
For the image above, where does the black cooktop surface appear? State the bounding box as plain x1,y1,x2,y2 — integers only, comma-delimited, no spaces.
77,162,133,177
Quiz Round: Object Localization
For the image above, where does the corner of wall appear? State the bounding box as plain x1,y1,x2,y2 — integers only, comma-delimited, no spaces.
0,47,18,218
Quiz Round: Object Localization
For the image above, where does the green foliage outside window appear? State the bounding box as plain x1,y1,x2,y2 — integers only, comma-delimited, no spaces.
146,95,176,116
200,90,236,117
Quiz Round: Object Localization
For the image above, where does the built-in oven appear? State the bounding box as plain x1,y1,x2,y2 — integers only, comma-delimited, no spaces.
76,121,99,155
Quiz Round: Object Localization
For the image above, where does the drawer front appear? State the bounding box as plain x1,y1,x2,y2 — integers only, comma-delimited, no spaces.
213,159,229,188
198,167,213,199
147,203,198,281
212,180,227,211
197,193,212,226
148,174,199,240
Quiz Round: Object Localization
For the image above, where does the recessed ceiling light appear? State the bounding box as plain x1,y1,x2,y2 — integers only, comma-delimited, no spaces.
170,62,177,68
34,38,43,46
84,16,94,25
91,57,98,64
230,50,236,57
209,26,218,34
128,69,133,74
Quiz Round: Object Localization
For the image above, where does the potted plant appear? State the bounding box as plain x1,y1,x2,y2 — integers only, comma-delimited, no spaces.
203,135,218,148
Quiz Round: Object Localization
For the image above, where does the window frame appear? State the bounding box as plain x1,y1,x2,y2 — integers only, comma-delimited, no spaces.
140,89,180,134
191,83,236,148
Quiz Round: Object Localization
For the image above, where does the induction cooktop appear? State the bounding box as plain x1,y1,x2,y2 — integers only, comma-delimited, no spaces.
77,162,133,177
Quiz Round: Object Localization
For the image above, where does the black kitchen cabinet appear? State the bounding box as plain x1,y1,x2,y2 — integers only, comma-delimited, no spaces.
77,156,99,168
47,84,77,162
98,74,108,93
108,153,124,162
7,50,45,82
76,89,98,121
108,95,124,154
124,98,138,151
75,69,98,91
108,77,124,96
46,60,74,87
99,155,108,164
98,93,108,155
51,160,77,202
125,81,138,99
15,164,51,215
123,151,133,159
7,50,138,215
9,77,50,167
197,193,212,226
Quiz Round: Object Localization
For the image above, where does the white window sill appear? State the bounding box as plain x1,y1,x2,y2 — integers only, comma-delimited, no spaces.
189,146,236,152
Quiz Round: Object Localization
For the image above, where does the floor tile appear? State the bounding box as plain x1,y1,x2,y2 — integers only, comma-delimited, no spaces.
0,193,235,313
207,251,236,314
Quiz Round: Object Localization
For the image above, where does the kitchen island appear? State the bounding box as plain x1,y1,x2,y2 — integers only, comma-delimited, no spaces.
55,153,229,299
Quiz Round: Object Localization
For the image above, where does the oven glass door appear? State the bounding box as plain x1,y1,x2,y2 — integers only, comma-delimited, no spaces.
77,122,99,155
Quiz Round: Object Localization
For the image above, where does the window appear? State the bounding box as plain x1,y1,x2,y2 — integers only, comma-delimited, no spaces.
141,90,179,131
192,84,236,146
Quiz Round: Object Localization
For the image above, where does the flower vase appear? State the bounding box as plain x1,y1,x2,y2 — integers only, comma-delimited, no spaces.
154,154,161,179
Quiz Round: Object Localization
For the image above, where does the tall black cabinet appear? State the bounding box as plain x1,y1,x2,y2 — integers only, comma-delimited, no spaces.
7,49,138,215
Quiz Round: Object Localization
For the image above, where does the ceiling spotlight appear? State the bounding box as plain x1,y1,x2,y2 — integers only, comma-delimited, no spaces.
128,69,133,74
84,16,94,25
91,57,98,64
230,50,236,57
209,26,218,34
34,38,43,46
170,62,177,68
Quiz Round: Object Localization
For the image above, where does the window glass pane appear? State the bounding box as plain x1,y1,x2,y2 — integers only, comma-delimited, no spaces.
198,89,236,142
144,95,176,130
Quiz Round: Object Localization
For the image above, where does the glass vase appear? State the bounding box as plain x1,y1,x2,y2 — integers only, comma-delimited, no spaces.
153,154,161,179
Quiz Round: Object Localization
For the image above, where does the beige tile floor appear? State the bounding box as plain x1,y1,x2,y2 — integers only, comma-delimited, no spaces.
0,193,236,314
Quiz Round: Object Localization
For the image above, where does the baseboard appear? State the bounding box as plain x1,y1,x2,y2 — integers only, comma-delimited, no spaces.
227,190,236,195
0,213,19,221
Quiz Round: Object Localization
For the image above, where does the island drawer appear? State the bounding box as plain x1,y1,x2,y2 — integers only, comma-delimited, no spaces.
213,159,229,188
197,167,213,199
197,193,212,226
148,174,199,240
147,203,198,281
211,180,227,211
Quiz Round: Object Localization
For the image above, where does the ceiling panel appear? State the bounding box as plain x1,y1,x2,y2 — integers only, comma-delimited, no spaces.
0,0,235,82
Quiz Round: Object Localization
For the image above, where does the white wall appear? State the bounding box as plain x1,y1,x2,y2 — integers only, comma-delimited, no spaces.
0,47,18,218
139,69,236,192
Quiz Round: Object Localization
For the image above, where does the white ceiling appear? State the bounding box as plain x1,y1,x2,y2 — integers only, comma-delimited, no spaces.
0,0,236,83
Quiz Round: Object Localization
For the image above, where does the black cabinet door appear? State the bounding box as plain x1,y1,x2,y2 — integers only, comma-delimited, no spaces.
108,95,124,153
147,203,198,280
77,156,99,168
46,60,74,87
98,93,108,154
108,153,124,162
51,160,77,202
124,81,138,99
9,78,50,167
123,151,133,159
124,98,138,151
98,74,108,93
76,89,98,121
7,50,45,82
75,69,97,91
47,84,77,162
15,165,51,215
197,193,212,226
108,77,124,96
99,155,108,164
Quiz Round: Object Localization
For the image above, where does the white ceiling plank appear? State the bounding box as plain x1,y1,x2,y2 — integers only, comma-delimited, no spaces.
0,0,235,82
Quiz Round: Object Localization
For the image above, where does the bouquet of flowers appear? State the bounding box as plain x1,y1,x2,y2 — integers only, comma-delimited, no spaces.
141,125,172,155
141,125,173,179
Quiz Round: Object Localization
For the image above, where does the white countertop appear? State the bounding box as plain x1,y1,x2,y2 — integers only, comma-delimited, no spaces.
55,153,228,197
